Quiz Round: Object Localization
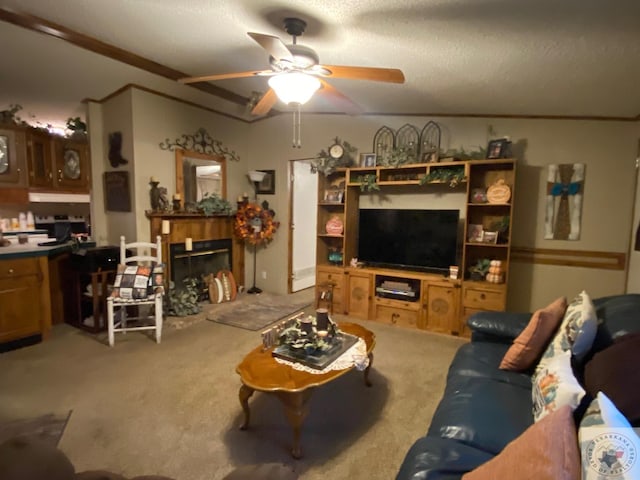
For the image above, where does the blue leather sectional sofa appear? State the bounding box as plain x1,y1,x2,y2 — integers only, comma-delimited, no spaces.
396,294,640,480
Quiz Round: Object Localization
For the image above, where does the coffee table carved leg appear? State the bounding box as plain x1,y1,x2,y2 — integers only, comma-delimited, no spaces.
275,390,313,459
238,384,255,430
364,352,374,387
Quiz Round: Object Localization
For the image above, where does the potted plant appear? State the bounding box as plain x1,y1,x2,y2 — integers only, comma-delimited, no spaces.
356,174,380,192
468,258,491,281
66,116,88,139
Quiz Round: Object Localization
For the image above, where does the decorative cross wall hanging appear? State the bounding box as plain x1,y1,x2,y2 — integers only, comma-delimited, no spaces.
544,163,585,240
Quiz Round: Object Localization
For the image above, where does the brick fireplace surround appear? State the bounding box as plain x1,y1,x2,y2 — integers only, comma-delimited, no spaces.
147,213,245,288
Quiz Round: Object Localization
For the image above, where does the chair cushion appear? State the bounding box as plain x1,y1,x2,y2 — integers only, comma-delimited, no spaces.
584,333,640,424
428,376,533,454
147,263,165,295
461,405,580,480
500,297,567,372
532,351,585,422
111,264,151,299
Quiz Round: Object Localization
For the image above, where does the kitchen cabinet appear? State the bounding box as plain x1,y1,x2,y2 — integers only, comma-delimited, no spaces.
0,126,27,187
0,256,51,343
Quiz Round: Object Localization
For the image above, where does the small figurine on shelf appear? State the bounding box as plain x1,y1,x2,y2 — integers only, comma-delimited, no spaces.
149,177,161,211
486,260,505,284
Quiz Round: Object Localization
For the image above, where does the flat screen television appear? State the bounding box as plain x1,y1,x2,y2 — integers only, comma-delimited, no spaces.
357,209,459,274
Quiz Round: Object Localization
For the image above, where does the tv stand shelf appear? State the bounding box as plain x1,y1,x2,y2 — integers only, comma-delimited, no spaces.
315,158,516,337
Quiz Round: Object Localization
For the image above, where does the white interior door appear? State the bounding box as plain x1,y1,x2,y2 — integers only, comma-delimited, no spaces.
291,160,318,292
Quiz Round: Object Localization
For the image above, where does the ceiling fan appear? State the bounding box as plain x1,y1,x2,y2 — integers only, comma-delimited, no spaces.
178,17,405,116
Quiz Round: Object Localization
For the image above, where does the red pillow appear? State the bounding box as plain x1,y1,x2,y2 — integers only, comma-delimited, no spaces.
500,297,567,371
462,405,579,480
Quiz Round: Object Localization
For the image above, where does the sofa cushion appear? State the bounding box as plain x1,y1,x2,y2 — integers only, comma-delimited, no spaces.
590,294,640,355
449,342,531,389
428,376,533,454
461,405,580,480
395,436,494,480
540,290,597,362
584,333,640,425
467,311,531,343
500,297,567,372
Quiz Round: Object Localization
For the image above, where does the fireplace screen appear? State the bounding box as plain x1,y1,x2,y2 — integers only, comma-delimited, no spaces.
170,239,232,291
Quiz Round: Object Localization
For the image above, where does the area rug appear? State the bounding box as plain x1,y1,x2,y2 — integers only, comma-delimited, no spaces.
207,292,313,331
0,411,72,447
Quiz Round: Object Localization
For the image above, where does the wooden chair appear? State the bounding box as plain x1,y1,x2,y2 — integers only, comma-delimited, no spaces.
106,235,163,347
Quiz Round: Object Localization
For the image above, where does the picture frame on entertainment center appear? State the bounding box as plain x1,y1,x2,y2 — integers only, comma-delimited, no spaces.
482,231,499,244
468,224,484,243
323,188,344,204
359,153,377,168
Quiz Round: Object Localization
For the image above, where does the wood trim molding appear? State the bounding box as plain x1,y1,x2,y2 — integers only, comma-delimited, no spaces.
0,7,248,106
511,246,626,270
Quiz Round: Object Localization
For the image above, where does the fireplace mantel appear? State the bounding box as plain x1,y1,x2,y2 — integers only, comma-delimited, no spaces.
147,212,244,288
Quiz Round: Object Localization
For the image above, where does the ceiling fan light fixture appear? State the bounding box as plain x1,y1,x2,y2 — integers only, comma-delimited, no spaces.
268,72,321,105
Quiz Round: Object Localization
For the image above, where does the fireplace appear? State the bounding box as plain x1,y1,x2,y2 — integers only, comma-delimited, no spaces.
147,213,245,293
170,238,232,285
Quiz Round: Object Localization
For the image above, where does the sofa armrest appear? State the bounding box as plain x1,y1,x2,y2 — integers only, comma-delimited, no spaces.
468,311,531,343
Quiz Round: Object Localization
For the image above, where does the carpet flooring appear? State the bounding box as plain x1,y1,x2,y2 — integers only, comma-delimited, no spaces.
207,291,314,331
0,298,466,479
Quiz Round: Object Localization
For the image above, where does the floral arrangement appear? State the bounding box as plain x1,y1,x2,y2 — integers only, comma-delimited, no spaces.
234,202,280,245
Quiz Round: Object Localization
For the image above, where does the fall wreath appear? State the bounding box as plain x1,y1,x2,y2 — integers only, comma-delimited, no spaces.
234,202,280,245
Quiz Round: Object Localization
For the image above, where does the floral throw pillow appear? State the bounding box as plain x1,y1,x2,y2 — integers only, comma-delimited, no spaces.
579,392,640,479
532,350,585,422
111,264,151,299
540,290,597,363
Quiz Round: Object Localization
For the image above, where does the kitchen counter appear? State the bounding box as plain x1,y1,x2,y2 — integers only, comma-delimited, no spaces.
0,239,96,346
0,240,96,259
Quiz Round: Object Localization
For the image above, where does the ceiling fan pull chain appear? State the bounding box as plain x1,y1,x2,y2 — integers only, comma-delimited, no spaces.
292,105,302,148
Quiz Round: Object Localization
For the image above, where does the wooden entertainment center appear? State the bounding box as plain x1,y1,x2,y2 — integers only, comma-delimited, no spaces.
315,159,516,337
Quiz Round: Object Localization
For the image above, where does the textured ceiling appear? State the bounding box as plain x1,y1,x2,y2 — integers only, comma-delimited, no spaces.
1,0,640,129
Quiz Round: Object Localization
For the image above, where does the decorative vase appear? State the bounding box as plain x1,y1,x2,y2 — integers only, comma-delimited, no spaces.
328,250,343,265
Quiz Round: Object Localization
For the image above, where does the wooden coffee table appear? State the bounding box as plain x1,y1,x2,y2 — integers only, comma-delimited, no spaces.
235,322,375,458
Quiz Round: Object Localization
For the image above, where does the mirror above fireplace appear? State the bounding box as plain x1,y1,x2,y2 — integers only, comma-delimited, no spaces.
175,149,227,206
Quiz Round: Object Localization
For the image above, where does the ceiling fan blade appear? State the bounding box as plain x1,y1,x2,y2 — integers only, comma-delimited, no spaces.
320,65,405,84
319,79,363,115
247,32,293,63
178,70,273,84
251,88,278,116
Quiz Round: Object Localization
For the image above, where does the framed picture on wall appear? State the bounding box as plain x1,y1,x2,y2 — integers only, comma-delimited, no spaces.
103,171,131,212
256,170,275,194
